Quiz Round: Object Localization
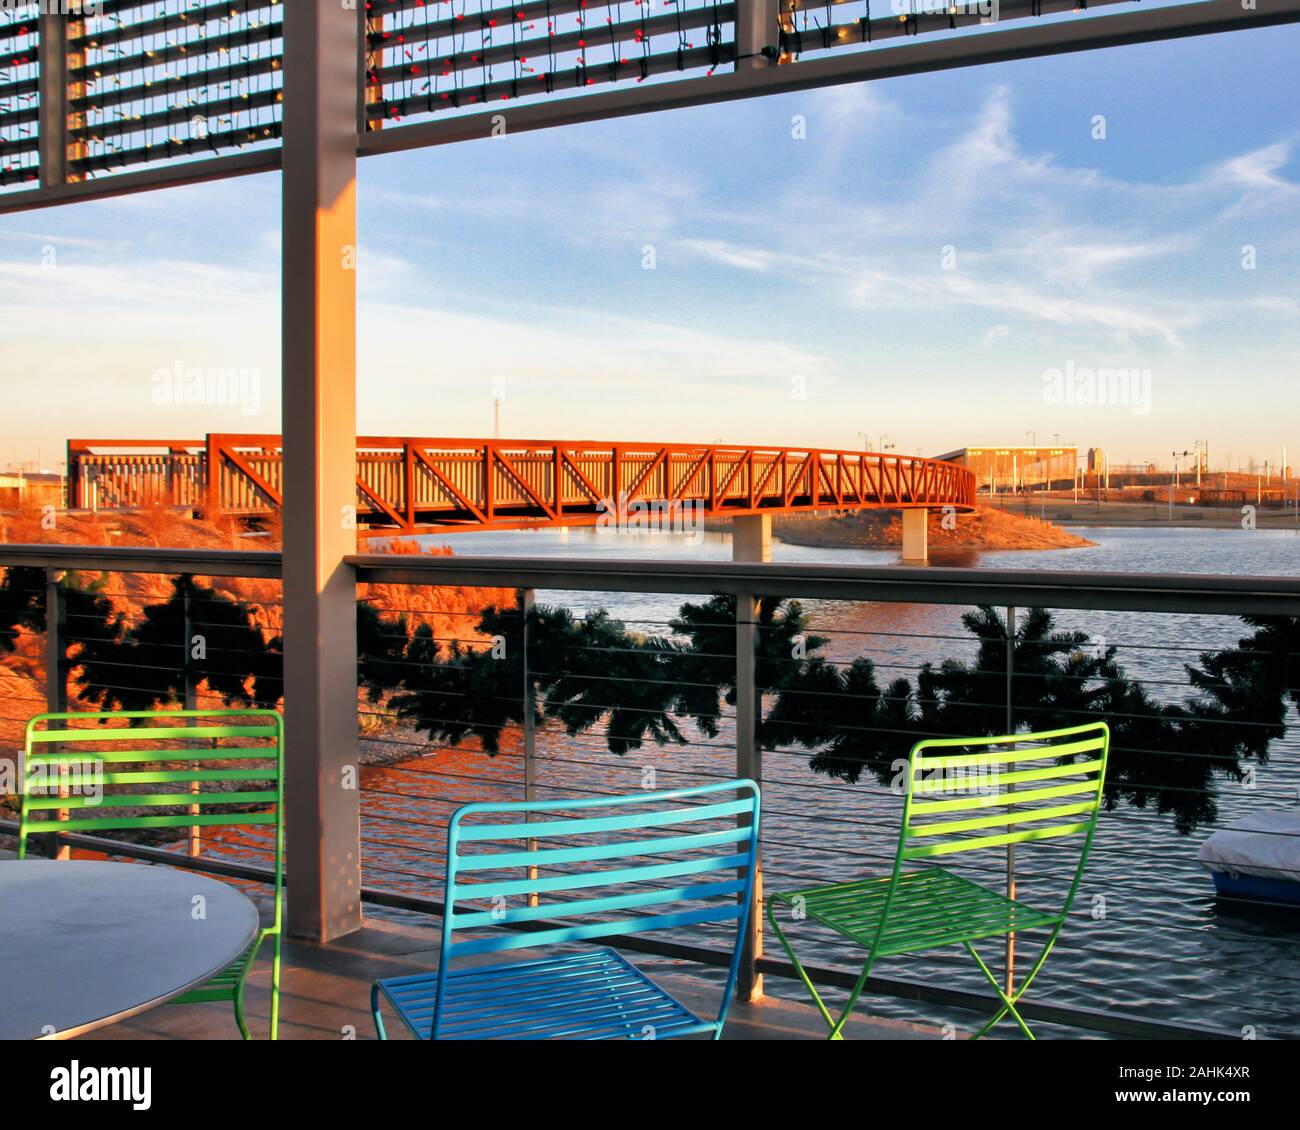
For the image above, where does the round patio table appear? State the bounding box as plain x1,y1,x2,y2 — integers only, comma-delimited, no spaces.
0,859,259,1040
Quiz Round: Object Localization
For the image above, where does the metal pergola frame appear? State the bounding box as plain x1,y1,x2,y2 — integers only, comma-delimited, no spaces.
4,0,1297,945
5,0,1298,216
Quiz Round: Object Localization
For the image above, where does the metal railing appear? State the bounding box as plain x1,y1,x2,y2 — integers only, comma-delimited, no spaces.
2,542,1298,1039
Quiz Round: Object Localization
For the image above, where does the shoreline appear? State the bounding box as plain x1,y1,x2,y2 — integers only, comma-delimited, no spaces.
984,498,1300,531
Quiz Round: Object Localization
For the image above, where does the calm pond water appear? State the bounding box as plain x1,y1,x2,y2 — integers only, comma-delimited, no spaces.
357,525,1300,1038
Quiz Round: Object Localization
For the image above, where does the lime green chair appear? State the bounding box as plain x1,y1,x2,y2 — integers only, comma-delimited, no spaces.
18,709,284,1040
767,722,1109,1039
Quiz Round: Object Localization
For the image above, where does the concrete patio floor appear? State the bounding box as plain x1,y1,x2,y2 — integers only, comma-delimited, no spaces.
75,915,944,1041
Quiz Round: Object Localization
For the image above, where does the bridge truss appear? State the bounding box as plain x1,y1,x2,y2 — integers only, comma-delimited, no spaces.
67,436,976,532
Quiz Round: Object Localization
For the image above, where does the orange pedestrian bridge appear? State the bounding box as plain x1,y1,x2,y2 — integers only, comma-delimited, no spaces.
66,436,976,534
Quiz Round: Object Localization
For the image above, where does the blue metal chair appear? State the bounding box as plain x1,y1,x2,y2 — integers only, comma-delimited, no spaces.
371,779,761,1040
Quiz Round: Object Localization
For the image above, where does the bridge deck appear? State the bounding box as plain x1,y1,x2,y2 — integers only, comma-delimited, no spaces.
66,436,976,531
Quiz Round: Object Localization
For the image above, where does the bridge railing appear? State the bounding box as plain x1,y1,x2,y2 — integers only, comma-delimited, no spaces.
67,436,976,528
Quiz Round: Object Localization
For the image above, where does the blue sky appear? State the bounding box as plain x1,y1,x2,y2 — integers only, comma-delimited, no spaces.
1,21,1297,474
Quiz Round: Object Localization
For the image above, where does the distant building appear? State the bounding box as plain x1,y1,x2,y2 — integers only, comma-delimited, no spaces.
934,446,1079,493
0,471,64,513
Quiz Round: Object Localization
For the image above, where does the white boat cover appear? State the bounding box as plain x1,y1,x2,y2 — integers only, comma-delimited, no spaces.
1198,809,1300,883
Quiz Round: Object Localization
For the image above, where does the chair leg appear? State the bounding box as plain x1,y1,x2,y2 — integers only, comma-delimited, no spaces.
962,941,1035,1039
233,931,270,1041
268,933,281,1041
371,984,388,1041
234,989,252,1041
962,919,1066,1039
766,896,876,1040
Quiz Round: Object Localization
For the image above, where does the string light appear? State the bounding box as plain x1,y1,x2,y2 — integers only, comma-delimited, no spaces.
367,0,732,125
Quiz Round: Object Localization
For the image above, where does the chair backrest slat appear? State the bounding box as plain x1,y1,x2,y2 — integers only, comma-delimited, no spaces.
911,757,1104,796
21,812,279,834
32,748,276,763
31,743,279,764
454,796,753,842
47,790,280,811
917,733,1106,771
910,779,1097,816
27,723,275,743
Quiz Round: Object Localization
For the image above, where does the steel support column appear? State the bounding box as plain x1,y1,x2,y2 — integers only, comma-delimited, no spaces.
281,2,363,941
40,569,68,860
733,512,770,1002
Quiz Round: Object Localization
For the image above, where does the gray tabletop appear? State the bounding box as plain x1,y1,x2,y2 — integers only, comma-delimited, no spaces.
0,860,260,1040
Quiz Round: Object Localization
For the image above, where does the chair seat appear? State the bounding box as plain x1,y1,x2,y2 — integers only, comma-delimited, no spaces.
772,866,1060,956
375,947,716,1040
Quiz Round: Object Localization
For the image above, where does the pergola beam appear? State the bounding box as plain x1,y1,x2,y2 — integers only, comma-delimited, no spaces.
3,0,1297,215
356,0,1300,156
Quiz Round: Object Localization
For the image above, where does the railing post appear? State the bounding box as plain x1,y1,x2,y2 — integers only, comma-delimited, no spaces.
280,1,363,942
521,588,539,908
204,434,220,519
1005,604,1017,996
181,576,201,858
41,569,69,860
403,441,415,529
733,513,770,1003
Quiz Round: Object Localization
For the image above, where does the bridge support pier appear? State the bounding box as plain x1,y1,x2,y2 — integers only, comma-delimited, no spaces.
902,508,929,565
733,514,768,1003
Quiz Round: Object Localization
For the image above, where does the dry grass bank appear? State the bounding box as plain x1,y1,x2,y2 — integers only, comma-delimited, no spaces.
770,506,1096,552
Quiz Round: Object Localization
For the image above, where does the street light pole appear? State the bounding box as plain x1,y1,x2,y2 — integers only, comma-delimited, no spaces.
1170,451,1177,522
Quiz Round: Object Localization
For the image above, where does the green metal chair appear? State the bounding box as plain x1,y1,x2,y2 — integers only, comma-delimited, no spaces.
767,721,1109,1039
17,708,284,1040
